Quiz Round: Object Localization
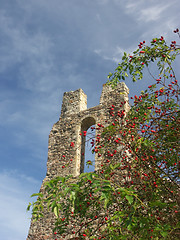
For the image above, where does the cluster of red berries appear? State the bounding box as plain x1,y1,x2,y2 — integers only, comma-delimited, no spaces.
173,28,179,33
138,40,146,49
170,40,177,48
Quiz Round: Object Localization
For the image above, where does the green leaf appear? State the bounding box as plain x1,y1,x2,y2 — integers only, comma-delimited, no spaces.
122,75,125,80
53,206,59,217
31,193,43,198
125,72,128,77
125,195,134,204
160,231,168,238
27,203,31,211
104,198,109,208
70,191,76,201
132,76,136,82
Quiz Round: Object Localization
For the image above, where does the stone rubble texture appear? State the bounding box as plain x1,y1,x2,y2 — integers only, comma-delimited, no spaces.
27,82,129,240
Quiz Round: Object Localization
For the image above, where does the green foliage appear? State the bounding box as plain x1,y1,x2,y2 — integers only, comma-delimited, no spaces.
107,35,180,86
28,30,180,239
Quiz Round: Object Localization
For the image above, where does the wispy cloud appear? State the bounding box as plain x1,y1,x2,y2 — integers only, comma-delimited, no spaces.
124,0,178,26
0,12,56,88
137,4,170,23
0,170,41,240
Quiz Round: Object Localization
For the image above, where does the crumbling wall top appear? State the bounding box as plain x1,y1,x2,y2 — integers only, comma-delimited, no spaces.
100,82,129,104
61,88,87,117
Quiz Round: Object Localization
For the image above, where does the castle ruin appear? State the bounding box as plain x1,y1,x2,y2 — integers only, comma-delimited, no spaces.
27,82,129,240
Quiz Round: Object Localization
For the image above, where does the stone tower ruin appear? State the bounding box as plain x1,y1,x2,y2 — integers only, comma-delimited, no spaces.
27,82,129,240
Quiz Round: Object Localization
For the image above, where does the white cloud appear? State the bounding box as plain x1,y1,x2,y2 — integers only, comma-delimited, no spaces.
0,9,56,93
124,0,178,25
138,4,171,23
94,45,135,63
93,0,179,63
0,170,41,240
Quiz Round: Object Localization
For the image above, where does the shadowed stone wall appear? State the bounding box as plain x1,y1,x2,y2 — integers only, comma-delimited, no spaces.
27,82,129,240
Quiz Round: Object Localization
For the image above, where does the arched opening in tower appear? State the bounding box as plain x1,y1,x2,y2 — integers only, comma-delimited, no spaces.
80,117,96,173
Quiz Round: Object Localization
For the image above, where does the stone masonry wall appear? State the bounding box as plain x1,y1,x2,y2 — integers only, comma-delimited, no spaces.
27,82,129,240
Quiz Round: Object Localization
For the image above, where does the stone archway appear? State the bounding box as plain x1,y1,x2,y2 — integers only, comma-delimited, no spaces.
80,116,96,173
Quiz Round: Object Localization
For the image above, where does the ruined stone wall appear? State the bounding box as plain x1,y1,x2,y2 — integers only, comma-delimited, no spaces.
27,82,129,240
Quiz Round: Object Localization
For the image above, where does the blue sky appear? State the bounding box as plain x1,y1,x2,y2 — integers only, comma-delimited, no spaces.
0,0,179,239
